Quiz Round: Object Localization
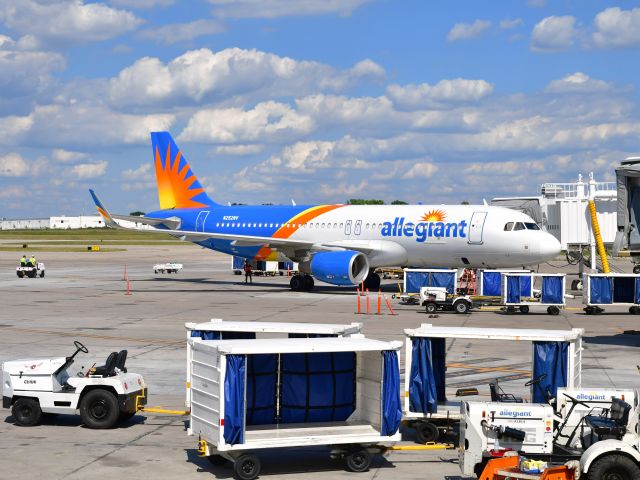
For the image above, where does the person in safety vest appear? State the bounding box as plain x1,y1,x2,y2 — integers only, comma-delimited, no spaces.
29,255,36,267
20,255,26,266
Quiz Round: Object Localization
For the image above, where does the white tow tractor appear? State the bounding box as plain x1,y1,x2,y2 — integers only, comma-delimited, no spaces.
16,262,45,278
420,286,472,314
459,386,640,479
154,262,183,274
2,341,147,429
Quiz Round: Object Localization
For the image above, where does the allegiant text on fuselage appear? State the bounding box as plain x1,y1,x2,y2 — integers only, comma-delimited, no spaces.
381,217,468,242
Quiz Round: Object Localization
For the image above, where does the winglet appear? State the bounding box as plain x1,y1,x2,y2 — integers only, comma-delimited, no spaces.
89,189,118,228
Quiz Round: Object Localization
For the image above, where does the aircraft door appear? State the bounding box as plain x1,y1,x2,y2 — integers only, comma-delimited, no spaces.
468,211,487,244
195,210,209,232
354,220,362,235
345,220,352,235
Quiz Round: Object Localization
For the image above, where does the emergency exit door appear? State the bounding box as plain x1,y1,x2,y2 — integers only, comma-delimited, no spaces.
468,211,487,244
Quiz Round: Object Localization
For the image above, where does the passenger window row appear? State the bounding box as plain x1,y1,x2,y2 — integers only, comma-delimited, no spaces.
214,222,382,230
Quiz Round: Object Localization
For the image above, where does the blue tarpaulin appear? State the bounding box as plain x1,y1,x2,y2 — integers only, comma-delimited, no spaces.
532,341,568,403
190,330,256,340
288,333,335,338
636,277,640,304
280,352,356,423
613,277,635,303
506,275,521,303
381,350,402,436
232,256,244,269
246,354,277,425
406,271,456,294
519,276,532,297
223,354,246,445
590,276,613,304
541,276,563,304
190,330,220,340
408,337,446,413
482,272,502,296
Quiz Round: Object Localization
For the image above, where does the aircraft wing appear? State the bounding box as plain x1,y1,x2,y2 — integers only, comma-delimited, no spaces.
89,190,380,254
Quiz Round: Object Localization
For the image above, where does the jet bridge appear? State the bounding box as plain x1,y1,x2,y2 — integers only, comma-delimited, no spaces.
614,157,640,265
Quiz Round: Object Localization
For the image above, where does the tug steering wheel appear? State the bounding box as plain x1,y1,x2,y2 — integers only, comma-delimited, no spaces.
74,340,89,354
524,373,547,387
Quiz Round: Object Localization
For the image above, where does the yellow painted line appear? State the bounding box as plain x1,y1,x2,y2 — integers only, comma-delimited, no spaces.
446,362,530,374
141,406,189,415
386,443,453,451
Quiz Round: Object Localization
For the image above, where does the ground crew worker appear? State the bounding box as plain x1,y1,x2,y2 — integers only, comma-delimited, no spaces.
244,260,253,284
20,255,26,266
29,255,36,267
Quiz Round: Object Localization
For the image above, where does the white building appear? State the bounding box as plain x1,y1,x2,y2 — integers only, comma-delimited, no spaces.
492,173,617,251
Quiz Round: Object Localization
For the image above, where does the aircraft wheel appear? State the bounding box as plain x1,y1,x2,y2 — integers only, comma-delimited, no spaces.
303,275,314,291
290,275,302,291
12,398,42,427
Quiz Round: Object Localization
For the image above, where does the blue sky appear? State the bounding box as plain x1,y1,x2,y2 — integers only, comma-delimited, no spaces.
0,0,639,217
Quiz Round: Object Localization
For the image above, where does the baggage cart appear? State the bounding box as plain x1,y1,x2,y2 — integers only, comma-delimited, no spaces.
582,272,640,314
501,272,566,315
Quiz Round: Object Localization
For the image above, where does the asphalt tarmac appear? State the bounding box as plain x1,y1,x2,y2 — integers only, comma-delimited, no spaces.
1,245,638,479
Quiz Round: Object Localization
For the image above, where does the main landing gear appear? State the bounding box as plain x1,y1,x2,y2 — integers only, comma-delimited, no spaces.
290,274,314,291
363,272,381,291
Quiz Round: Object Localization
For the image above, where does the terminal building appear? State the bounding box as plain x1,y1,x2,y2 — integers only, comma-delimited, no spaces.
0,215,150,230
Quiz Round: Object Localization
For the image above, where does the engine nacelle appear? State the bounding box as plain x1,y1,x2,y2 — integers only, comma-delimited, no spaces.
309,250,369,286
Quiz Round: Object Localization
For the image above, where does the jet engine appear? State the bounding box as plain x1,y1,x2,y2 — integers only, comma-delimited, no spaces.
309,250,369,286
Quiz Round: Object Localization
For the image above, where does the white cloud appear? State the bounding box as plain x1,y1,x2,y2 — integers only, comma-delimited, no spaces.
319,180,368,198
466,160,545,175
0,0,142,47
121,163,151,178
0,152,29,176
531,15,576,52
52,149,88,163
545,72,612,94
592,7,640,49
500,18,523,30
71,160,108,179
447,20,491,42
215,145,264,155
387,79,493,110
402,162,438,179
108,48,384,107
138,19,226,44
110,0,174,8
0,115,34,144
180,101,314,143
207,0,372,19
266,140,334,171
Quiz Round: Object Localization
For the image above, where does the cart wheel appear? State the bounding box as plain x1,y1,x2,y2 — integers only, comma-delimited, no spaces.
634,265,640,274
633,307,640,315
595,306,605,314
588,453,640,480
345,449,372,472
519,305,530,314
454,300,470,314
11,398,42,427
415,421,439,444
40,271,45,278
584,306,594,315
79,389,119,429
208,454,228,466
17,271,23,278
425,302,437,314
233,454,261,480
547,306,560,316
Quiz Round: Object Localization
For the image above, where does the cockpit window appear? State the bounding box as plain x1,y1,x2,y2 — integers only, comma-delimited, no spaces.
504,222,514,231
513,222,526,231
525,222,540,230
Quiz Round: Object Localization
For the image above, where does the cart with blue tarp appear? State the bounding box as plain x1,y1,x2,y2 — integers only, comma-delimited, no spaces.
477,269,532,297
501,273,566,315
402,324,583,444
399,268,458,303
184,320,362,408
189,337,403,479
583,272,640,315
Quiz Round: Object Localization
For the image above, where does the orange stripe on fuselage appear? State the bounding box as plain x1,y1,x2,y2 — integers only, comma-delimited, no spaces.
254,204,344,260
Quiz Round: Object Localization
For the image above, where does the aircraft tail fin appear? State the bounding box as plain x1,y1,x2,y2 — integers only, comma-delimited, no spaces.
151,131,218,210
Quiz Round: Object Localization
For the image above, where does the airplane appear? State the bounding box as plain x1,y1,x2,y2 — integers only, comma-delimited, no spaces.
90,131,561,291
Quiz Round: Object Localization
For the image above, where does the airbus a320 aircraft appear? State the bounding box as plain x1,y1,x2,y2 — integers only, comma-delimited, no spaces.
90,132,561,291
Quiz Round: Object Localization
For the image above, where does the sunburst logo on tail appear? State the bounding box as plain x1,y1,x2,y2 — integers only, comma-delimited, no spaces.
420,209,447,222
154,144,207,210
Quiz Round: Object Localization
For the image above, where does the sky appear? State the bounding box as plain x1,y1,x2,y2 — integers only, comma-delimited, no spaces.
0,0,639,217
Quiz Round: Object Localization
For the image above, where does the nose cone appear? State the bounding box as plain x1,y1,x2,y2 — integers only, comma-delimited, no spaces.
539,233,561,261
